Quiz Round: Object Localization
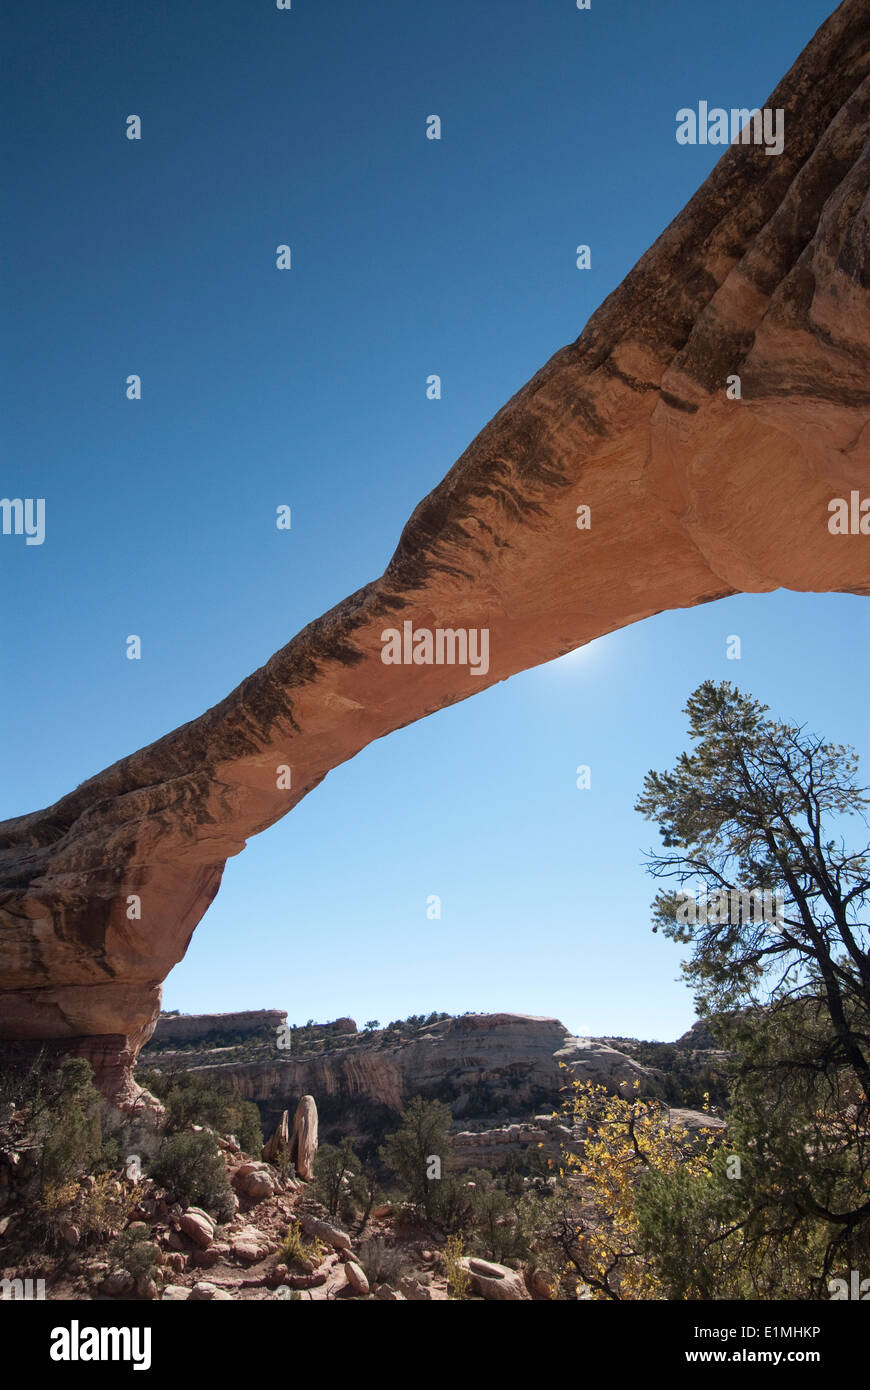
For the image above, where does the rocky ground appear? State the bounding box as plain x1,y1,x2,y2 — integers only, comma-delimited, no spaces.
0,1131,546,1301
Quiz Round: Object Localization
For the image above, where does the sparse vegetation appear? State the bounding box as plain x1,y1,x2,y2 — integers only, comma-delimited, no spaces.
149,1131,234,1220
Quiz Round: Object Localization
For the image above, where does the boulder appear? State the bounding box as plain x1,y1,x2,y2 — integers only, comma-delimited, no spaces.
298,1213,351,1251
242,1172,275,1200
180,1210,215,1249
398,1275,434,1301
289,1096,318,1181
100,1269,134,1296
528,1267,556,1299
460,1257,531,1301
231,1226,270,1263
262,1110,289,1165
188,1281,233,1301
192,1247,222,1268
667,1108,727,1132
231,1161,278,1201
343,1261,370,1296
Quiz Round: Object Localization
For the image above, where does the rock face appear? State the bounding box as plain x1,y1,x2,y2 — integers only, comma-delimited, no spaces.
289,1096,318,1181
451,1113,586,1173
0,0,868,1098
261,1109,289,1165
183,1014,659,1138
151,1010,286,1046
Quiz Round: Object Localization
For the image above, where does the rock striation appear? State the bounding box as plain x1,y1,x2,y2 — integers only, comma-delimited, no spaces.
151,1010,286,1046
0,0,868,1098
175,1014,660,1139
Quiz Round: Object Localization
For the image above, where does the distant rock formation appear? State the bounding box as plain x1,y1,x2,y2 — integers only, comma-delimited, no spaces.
451,1113,586,1172
1,0,868,1098
179,1014,660,1139
152,1010,287,1046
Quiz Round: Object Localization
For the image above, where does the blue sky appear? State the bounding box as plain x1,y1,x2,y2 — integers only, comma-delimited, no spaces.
3,0,866,1042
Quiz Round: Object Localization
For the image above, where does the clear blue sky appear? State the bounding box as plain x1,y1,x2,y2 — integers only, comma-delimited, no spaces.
3,0,866,1042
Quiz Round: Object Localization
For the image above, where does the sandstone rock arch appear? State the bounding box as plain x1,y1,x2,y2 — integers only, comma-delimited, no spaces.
1,0,869,1099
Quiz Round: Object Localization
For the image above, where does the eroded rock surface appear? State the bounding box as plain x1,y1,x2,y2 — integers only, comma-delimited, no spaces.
1,0,868,1096
186,1014,658,1137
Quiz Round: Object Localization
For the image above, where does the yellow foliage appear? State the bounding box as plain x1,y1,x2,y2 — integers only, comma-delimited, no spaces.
444,1233,471,1300
39,1173,142,1244
39,1179,79,1217
278,1223,323,1268
558,1079,723,1299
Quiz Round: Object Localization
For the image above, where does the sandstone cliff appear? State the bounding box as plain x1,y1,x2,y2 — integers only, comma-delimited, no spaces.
1,0,868,1098
144,1013,658,1140
150,1010,287,1046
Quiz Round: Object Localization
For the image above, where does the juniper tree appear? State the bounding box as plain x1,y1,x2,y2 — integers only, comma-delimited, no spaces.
379,1095,453,1218
634,681,870,1293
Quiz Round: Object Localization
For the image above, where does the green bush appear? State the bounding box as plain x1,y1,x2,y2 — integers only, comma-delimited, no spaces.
150,1132,234,1219
40,1059,104,1187
313,1140,363,1217
109,1226,160,1280
137,1066,263,1154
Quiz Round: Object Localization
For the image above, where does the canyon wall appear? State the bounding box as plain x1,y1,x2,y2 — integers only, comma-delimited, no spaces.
150,1010,287,1046
155,1014,660,1136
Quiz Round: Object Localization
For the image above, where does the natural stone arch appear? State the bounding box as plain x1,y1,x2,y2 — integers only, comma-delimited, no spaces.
1,0,869,1100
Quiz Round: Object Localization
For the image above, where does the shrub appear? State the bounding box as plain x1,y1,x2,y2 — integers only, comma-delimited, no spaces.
444,1233,470,1299
468,1182,534,1265
150,1132,234,1219
109,1227,160,1280
313,1140,362,1217
356,1235,410,1287
40,1059,103,1187
38,1174,141,1248
277,1224,323,1269
137,1067,263,1153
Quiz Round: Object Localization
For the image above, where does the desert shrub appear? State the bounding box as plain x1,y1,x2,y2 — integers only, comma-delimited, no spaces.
138,1067,263,1153
468,1180,534,1265
444,1233,470,1299
552,1078,723,1299
96,1099,162,1177
38,1174,141,1248
277,1224,323,1268
313,1140,363,1217
35,1179,80,1247
356,1234,410,1286
270,1137,295,1182
40,1059,103,1187
429,1174,473,1232
109,1226,160,1280
150,1132,234,1219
